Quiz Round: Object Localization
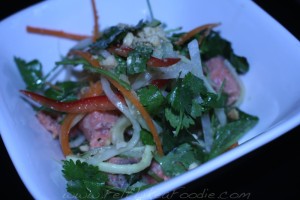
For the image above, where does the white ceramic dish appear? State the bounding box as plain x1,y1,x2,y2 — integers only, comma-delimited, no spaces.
1,0,300,199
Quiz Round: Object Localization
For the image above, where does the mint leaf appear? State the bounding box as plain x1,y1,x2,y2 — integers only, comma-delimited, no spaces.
155,143,200,177
208,110,259,159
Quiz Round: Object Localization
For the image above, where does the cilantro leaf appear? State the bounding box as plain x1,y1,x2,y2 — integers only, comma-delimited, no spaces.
14,57,44,92
137,85,165,114
63,159,107,183
165,73,208,133
62,159,108,200
190,99,203,118
167,72,207,114
165,108,194,136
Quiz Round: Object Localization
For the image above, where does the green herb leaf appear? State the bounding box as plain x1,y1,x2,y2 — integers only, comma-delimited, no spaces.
55,57,89,66
44,81,85,101
90,20,145,51
83,64,131,90
62,159,108,200
140,129,155,145
126,45,152,75
167,72,206,113
208,109,259,159
200,31,249,74
164,108,194,136
136,85,165,114
14,57,44,92
114,56,127,75
155,143,199,177
91,26,127,50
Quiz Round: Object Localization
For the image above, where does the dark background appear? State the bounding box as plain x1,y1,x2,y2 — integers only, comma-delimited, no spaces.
1,1,300,200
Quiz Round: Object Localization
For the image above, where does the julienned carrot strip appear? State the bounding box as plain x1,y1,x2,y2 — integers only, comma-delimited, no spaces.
91,0,99,42
175,23,220,46
74,51,164,156
60,113,78,156
26,26,91,41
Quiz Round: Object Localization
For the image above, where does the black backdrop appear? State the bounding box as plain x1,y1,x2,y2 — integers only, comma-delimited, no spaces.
1,1,300,200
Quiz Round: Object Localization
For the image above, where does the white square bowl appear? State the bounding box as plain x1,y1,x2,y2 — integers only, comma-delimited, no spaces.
0,0,300,199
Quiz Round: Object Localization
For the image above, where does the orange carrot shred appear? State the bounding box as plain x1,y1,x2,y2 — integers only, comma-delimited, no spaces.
60,113,78,156
26,26,91,41
73,50,164,156
91,0,100,42
175,23,220,46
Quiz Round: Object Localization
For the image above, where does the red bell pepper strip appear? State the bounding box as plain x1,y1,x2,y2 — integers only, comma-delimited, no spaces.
108,45,180,67
107,45,132,57
146,57,180,67
20,90,123,113
150,79,170,88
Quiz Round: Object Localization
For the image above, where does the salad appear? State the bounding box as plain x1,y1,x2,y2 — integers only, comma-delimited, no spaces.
16,0,258,199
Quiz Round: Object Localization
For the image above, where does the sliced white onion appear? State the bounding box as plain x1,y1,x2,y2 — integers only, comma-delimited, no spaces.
188,39,204,78
131,72,152,90
214,108,227,126
149,55,193,80
96,145,155,175
201,113,213,153
119,146,146,158
110,115,131,149
67,145,155,175
69,134,86,148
